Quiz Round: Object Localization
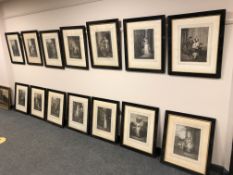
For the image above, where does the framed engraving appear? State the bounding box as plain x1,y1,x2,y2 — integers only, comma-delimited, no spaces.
124,15,165,73
60,26,89,69
0,86,11,110
15,83,30,114
5,32,25,64
121,102,159,156
91,97,120,143
168,9,226,78
47,89,66,127
161,111,216,175
86,19,122,69
40,30,64,69
21,30,43,66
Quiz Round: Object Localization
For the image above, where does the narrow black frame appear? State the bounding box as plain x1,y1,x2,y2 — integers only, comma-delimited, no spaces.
0,85,12,110
120,101,159,157
123,15,166,73
90,96,120,143
86,19,122,70
40,30,65,69
5,32,25,64
60,26,89,70
21,30,43,66
230,141,233,175
168,9,226,78
161,110,216,175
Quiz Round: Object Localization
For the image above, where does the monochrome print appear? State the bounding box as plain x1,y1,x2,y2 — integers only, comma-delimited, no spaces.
72,101,84,124
10,39,20,57
0,89,9,105
95,31,113,58
68,36,82,59
173,125,201,160
18,89,26,106
33,93,42,111
134,29,154,59
46,38,58,59
27,38,38,57
97,107,112,132
50,97,60,117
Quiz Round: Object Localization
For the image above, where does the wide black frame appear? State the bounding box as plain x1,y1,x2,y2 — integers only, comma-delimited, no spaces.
5,32,25,64
21,30,43,66
120,101,159,157
123,15,166,73
168,9,226,78
40,30,65,69
161,110,216,175
46,89,66,127
86,18,122,70
67,93,92,134
60,26,89,70
0,85,12,110
90,96,120,143
14,82,30,114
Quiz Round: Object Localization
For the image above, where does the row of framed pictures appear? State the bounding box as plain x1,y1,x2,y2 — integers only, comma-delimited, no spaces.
6,9,225,78
14,82,216,175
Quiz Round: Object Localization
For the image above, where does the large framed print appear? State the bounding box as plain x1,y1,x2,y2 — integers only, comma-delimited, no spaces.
15,83,30,114
0,86,11,110
30,86,46,120
67,93,91,134
47,89,66,127
21,30,43,66
91,97,119,143
60,26,89,69
124,15,165,73
40,30,64,69
161,111,216,175
86,19,122,69
121,102,159,156
168,9,226,78
5,32,25,64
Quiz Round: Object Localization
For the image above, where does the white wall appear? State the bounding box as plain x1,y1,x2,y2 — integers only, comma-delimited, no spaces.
0,0,233,170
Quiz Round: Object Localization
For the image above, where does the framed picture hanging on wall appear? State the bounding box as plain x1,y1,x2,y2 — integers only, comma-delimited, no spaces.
168,9,226,78
60,26,89,69
15,83,30,114
0,86,11,110
5,32,25,64
21,30,43,66
161,110,216,175
40,30,64,69
86,19,122,69
123,15,165,73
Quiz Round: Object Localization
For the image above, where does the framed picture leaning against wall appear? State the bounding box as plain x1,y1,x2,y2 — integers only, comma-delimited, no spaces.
15,83,30,114
0,86,11,110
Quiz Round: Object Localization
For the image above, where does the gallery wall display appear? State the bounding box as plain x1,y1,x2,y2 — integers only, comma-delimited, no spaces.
123,15,165,73
161,110,216,175
30,86,47,120
86,19,122,69
40,30,64,69
46,89,66,127
21,30,43,66
15,83,30,114
121,102,159,156
0,86,11,110
60,26,89,69
91,97,120,143
168,9,226,78
67,93,91,134
5,32,25,64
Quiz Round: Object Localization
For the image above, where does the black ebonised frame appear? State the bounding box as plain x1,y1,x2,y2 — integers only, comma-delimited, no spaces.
5,32,25,64
230,141,233,175
161,110,216,175
86,19,122,70
21,30,43,66
123,15,166,73
168,9,226,78
60,26,89,70
0,85,12,110
121,101,159,157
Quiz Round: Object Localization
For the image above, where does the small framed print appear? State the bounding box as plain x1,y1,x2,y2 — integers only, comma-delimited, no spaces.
91,97,120,143
168,9,226,78
0,86,11,110
47,89,66,127
21,30,43,66
121,102,159,156
67,93,91,134
124,15,165,73
86,19,122,69
15,83,30,114
40,30,64,69
30,86,46,120
161,111,216,175
5,32,25,64
60,26,89,69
